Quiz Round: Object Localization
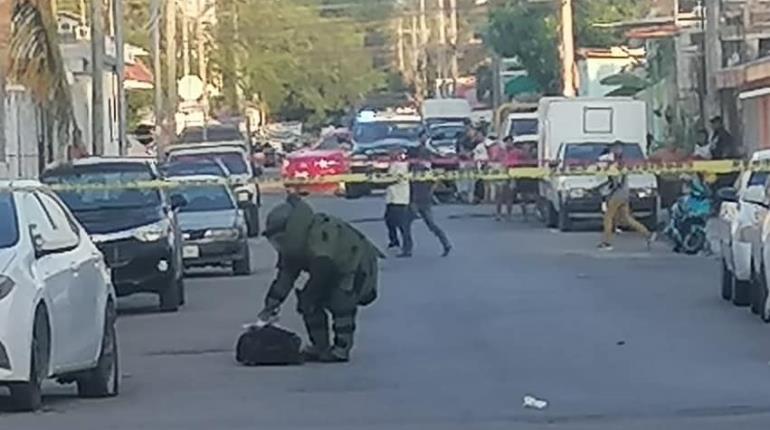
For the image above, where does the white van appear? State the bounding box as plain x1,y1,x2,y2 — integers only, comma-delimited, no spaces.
421,98,472,127
537,97,658,231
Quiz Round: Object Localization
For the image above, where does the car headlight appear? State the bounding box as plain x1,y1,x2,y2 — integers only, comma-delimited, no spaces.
204,228,240,240
133,220,170,242
636,188,655,198
0,275,15,301
568,188,586,199
236,190,252,202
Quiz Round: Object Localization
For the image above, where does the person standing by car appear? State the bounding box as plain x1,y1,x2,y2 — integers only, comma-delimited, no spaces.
597,141,656,250
410,134,452,257
385,147,413,257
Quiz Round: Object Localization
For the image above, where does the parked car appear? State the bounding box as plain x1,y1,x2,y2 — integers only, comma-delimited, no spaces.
345,137,435,199
168,176,251,275
282,132,351,195
716,150,770,308
0,181,119,411
427,121,465,157
166,143,261,236
40,158,187,312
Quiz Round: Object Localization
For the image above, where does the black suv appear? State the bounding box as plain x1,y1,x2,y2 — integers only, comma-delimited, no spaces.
41,158,186,312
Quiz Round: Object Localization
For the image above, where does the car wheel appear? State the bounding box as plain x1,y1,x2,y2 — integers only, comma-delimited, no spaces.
545,200,558,228
760,267,770,323
159,276,182,312
77,304,119,398
557,199,571,232
733,277,752,307
9,308,49,412
751,266,762,315
233,244,251,276
246,206,260,237
721,260,732,301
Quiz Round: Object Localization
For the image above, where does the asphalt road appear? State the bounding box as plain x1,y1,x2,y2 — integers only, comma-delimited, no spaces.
3,195,770,429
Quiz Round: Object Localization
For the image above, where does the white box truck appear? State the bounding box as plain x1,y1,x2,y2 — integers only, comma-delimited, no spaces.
537,97,658,231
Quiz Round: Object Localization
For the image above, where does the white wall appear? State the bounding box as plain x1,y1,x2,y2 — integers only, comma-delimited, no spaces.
0,89,42,179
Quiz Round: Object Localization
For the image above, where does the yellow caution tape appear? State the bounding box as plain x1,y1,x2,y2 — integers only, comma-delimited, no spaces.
2,159,765,192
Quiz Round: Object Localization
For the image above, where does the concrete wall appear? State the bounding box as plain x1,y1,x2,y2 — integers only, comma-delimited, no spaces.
0,89,43,179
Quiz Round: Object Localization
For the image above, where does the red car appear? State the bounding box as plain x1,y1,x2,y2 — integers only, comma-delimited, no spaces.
282,131,352,194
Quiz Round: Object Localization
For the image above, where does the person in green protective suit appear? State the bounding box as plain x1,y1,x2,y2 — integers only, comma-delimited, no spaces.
257,194,385,362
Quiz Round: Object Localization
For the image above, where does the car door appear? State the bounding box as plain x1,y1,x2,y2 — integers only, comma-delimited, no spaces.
720,172,748,271
34,190,105,366
18,191,79,371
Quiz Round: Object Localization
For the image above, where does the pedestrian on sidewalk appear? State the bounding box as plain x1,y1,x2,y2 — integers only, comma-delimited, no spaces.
597,141,656,251
409,132,452,256
384,147,413,257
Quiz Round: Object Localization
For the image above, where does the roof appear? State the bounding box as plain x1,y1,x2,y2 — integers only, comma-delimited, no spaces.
0,179,43,190
577,46,646,60
166,144,248,156
167,175,229,183
751,149,770,161
178,125,245,143
125,60,153,88
68,156,154,166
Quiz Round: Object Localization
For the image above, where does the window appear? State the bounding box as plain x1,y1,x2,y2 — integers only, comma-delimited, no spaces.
22,192,79,250
176,185,236,213
0,192,19,248
583,108,613,134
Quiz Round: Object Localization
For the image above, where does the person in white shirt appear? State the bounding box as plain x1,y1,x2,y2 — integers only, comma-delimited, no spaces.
385,148,413,257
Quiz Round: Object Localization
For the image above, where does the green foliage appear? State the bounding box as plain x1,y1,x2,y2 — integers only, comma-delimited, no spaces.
211,0,384,125
484,0,650,94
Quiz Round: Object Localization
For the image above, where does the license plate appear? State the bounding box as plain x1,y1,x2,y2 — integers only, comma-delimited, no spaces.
182,245,200,259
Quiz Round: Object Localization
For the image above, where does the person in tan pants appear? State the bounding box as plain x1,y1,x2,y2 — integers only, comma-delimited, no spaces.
597,142,656,250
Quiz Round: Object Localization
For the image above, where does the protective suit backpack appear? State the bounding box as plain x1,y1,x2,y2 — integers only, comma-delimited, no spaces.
235,325,304,366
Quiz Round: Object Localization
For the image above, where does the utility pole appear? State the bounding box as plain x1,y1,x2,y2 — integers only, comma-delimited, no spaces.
704,0,722,118
91,0,105,155
114,0,127,154
559,0,576,96
166,0,178,137
419,0,429,45
196,0,209,122
411,13,423,101
182,6,191,76
150,0,163,160
448,0,459,82
436,0,447,86
397,17,405,73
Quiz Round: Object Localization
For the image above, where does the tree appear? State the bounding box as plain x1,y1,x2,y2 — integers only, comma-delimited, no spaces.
484,0,650,94
4,0,82,153
211,0,383,125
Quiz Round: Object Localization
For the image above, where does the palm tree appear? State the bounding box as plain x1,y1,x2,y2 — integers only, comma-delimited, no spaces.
1,0,83,162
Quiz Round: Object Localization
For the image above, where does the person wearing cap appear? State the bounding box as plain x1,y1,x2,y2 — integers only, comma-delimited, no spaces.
597,141,656,250
257,195,385,362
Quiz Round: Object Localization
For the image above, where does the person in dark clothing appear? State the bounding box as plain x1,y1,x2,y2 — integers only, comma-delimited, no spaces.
410,133,452,256
709,116,736,160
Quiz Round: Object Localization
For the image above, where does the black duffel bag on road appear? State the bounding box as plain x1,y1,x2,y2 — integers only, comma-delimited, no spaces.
235,325,304,366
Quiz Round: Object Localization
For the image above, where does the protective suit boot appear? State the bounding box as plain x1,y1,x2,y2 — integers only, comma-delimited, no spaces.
300,344,329,362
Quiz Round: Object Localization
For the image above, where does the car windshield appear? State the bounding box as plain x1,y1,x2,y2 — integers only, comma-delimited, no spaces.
0,192,19,248
354,140,418,156
164,161,227,177
430,125,465,145
563,142,645,163
315,136,349,150
508,118,538,137
175,185,235,213
179,126,244,143
353,121,423,144
41,164,162,211
748,172,768,187
168,152,249,175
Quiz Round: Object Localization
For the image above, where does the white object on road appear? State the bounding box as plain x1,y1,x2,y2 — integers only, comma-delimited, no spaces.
0,181,119,411
522,395,549,410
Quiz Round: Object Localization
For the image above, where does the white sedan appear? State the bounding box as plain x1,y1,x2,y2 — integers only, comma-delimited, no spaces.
0,181,119,411
717,150,770,308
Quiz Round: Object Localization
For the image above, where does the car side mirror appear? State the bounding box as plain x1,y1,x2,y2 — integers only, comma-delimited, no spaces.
717,187,739,203
170,194,188,210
